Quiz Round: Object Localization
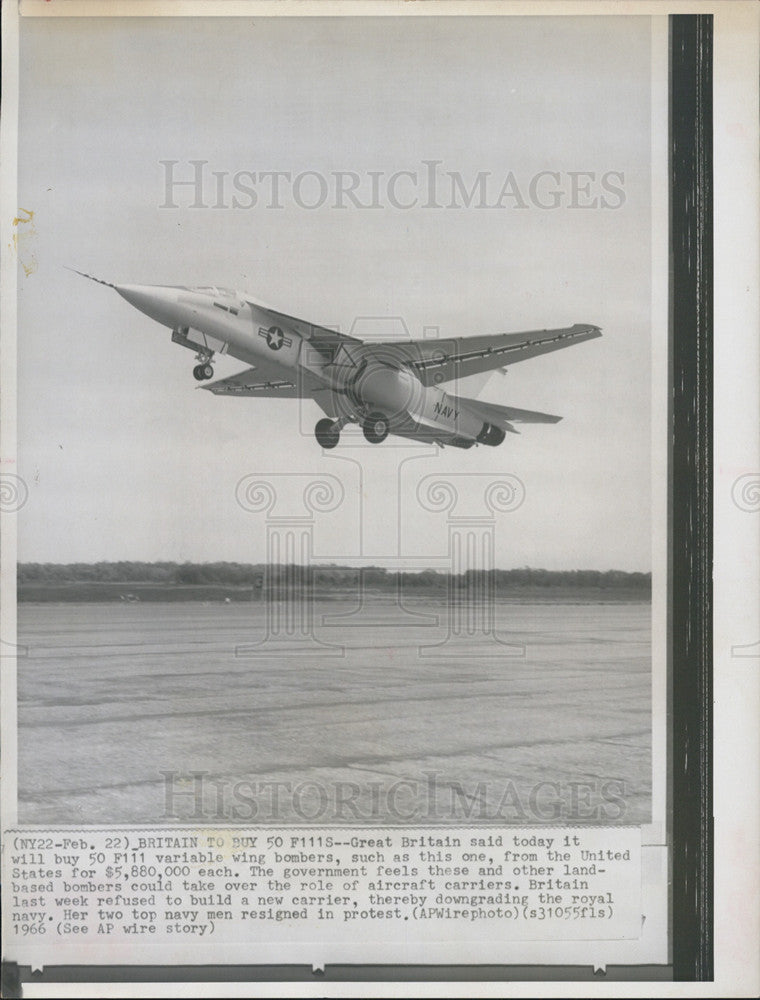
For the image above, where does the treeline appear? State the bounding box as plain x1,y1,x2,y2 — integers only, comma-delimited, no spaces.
18,562,651,593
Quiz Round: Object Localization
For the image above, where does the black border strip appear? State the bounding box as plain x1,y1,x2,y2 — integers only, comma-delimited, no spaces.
670,13,714,982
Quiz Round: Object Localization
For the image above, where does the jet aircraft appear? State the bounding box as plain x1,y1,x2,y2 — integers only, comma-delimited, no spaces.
74,271,602,450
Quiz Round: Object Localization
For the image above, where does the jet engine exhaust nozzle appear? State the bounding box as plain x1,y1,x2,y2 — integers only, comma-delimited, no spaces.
476,422,507,447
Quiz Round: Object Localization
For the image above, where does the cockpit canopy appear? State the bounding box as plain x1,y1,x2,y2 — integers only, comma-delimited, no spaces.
187,285,239,299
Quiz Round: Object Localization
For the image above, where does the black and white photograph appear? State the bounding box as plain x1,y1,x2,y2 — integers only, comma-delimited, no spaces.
1,0,757,992
12,9,659,829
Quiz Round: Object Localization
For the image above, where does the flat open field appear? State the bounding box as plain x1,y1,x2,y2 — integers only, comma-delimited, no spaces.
16,600,651,826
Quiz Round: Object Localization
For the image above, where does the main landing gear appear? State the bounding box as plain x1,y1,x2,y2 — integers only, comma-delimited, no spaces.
193,362,214,381
362,411,390,444
315,418,341,449
314,412,391,449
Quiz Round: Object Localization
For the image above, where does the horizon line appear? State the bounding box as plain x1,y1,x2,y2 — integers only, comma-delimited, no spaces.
17,560,652,576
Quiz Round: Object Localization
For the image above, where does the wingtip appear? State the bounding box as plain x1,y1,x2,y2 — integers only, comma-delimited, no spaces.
574,322,603,336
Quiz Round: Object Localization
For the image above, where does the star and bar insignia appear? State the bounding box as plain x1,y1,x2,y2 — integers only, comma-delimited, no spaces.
259,325,292,351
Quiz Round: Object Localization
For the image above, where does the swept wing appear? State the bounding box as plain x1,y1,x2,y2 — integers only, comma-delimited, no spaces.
203,365,340,416
371,323,602,386
203,360,299,398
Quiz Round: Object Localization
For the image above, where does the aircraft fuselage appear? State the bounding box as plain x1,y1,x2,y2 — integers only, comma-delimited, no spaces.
77,274,597,449
114,283,500,448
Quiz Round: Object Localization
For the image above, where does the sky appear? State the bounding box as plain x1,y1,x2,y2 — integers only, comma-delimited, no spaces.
14,13,656,571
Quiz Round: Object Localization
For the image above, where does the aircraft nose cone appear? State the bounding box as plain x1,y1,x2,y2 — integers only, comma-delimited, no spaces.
115,284,179,327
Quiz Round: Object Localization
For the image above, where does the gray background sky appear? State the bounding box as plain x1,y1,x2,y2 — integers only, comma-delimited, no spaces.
16,14,653,570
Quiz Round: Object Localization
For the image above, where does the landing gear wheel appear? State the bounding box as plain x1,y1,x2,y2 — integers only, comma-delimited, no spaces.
192,364,205,381
362,411,389,444
200,363,214,380
315,418,340,449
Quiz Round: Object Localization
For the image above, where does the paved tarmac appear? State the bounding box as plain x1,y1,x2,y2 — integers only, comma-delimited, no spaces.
17,599,651,826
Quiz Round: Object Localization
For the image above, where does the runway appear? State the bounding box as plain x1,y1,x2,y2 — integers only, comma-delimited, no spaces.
16,600,651,825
